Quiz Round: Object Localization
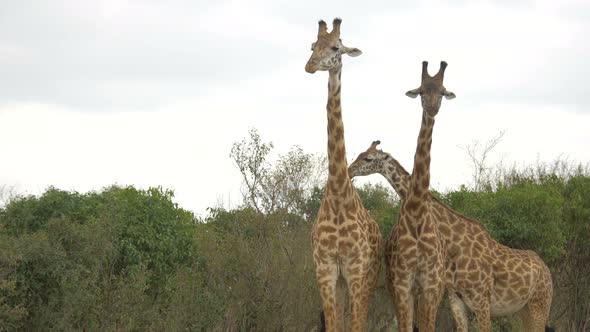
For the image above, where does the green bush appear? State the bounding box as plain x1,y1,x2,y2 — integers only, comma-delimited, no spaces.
95,186,195,290
0,186,196,330
0,187,95,235
556,175,590,331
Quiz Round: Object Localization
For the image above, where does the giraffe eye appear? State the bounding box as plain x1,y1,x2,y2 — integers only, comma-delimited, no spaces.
363,158,373,162
331,46,339,52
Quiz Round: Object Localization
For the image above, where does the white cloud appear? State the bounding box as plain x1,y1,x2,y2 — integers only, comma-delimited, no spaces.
0,103,246,213
0,0,589,214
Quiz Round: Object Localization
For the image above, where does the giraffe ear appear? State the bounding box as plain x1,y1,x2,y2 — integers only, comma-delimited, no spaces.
341,46,362,57
406,88,420,98
443,89,456,100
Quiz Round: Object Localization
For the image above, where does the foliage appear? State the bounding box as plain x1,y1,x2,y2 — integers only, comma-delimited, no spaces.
554,175,590,331
94,186,195,290
230,128,274,214
0,187,97,235
0,186,195,330
460,130,506,191
230,128,326,217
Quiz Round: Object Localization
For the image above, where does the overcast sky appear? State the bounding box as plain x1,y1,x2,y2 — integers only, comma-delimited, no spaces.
1,0,589,214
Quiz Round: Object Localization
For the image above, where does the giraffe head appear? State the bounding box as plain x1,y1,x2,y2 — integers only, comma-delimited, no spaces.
349,140,390,178
305,18,362,74
406,61,455,116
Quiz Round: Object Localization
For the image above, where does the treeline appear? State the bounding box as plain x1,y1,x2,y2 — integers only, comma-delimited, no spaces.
0,131,589,331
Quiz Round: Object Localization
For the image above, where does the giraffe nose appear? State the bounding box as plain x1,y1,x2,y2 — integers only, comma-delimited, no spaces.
305,57,319,73
305,61,318,74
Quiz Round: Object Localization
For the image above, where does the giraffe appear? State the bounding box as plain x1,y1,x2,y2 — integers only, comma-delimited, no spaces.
385,61,455,332
349,140,554,332
305,18,382,332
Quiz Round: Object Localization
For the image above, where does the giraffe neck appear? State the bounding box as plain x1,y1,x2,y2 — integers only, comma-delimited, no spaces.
410,110,435,198
381,152,491,255
381,154,411,200
325,66,351,194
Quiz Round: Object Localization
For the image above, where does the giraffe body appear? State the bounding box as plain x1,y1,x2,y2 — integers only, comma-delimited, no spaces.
349,142,553,332
305,18,382,332
392,121,446,332
387,61,455,332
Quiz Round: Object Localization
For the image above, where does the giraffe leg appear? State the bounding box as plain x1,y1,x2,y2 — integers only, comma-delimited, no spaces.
392,273,415,332
345,273,368,332
362,253,381,319
520,269,552,332
316,263,343,332
534,274,553,332
384,267,398,328
518,305,534,332
472,302,491,332
335,276,346,330
417,283,444,332
519,299,552,332
448,292,469,332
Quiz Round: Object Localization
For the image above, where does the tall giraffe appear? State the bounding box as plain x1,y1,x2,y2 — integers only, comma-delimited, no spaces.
390,61,455,332
305,18,382,332
349,140,554,332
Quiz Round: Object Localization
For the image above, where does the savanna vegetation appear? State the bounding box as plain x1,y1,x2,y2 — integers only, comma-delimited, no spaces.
1,128,589,331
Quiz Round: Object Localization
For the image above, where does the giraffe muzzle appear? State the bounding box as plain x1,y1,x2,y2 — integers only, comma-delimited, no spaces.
305,62,318,74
